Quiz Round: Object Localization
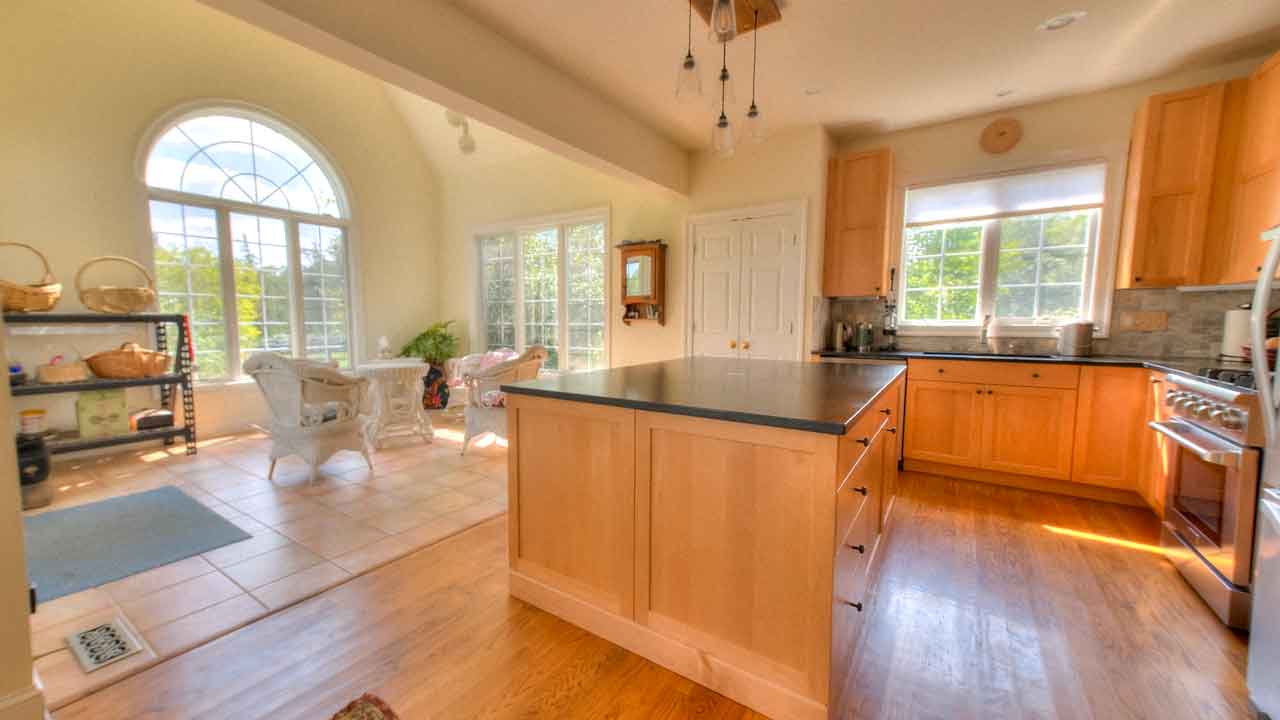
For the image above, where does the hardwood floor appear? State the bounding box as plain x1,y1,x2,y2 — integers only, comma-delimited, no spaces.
56,472,1251,720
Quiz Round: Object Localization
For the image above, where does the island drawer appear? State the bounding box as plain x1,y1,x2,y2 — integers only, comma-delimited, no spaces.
837,397,893,484
907,358,1080,389
834,507,874,604
835,444,883,551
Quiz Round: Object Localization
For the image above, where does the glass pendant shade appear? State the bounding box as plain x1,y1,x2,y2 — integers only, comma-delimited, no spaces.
709,0,737,43
712,114,735,157
745,104,765,143
675,53,702,101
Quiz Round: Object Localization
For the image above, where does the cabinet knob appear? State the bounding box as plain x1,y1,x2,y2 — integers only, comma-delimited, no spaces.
987,390,995,395
976,388,982,395
880,408,891,415
729,340,737,349
847,543,866,554
852,486,868,496
1031,372,1041,379
743,340,751,350
855,436,870,447
886,426,897,434
1134,276,1143,282
937,368,945,374
844,600,864,612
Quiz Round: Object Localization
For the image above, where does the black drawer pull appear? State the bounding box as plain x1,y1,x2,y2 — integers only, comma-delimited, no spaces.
880,408,891,415
886,426,897,434
844,601,863,612
1031,372,1041,379
855,436,870,447
852,486,868,496
847,543,866,554
937,368,945,374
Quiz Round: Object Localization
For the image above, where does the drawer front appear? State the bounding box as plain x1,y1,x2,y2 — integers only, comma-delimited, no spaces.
907,358,1080,389
836,385,897,487
835,471,872,553
834,528,872,606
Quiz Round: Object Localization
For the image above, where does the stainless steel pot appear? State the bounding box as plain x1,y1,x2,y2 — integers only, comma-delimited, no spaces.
1056,321,1093,357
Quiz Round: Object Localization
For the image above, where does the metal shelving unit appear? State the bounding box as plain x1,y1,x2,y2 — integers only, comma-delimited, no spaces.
5,312,196,456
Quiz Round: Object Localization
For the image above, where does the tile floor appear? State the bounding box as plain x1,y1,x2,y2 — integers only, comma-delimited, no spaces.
26,418,508,710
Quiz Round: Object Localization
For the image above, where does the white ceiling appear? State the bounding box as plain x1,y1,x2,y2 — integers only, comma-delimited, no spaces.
444,0,1280,150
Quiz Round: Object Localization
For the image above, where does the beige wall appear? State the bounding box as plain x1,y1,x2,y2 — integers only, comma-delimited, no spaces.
838,54,1267,335
432,138,690,367
0,0,440,436
689,126,834,349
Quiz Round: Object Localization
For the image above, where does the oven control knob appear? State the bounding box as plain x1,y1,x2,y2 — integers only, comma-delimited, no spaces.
1192,402,1216,419
1220,408,1246,430
1175,396,1200,412
1165,390,1186,408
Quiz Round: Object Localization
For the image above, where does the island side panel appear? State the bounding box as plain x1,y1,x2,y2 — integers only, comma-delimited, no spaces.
506,394,636,618
635,410,839,710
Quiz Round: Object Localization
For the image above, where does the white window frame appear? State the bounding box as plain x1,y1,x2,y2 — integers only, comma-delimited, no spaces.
471,207,611,372
896,162,1108,338
139,103,357,382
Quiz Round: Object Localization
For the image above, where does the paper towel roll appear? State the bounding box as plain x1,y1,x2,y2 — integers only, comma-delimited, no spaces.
1223,308,1252,359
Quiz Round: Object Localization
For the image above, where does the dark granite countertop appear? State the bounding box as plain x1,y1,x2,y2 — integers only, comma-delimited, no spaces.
813,350,1256,392
501,357,906,436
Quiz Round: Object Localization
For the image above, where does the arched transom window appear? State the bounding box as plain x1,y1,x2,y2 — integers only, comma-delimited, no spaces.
144,110,352,380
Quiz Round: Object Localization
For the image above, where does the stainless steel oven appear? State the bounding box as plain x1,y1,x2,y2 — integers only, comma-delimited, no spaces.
1152,372,1263,629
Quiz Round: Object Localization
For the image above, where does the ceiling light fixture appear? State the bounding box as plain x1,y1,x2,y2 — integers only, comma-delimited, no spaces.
1037,10,1086,31
716,41,736,106
744,9,764,143
709,0,737,44
675,2,702,102
712,44,735,156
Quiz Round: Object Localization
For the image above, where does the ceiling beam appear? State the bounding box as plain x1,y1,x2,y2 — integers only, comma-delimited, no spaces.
196,0,690,195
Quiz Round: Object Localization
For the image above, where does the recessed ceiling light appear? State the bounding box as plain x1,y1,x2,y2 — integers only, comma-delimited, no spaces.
1038,11,1086,31
804,87,824,96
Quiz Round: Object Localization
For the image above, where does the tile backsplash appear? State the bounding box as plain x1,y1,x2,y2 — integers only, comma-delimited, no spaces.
820,288,1275,358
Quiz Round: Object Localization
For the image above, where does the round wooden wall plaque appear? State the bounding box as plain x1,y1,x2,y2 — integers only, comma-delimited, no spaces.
980,117,1022,154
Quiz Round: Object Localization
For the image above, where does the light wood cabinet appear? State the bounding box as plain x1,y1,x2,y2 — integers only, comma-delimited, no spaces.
1071,367,1149,490
903,379,984,467
1116,82,1228,288
1224,54,1280,283
980,385,1078,481
823,148,892,298
1141,371,1175,514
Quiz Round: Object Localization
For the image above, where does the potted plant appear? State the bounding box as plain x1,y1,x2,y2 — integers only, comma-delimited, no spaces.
399,320,460,410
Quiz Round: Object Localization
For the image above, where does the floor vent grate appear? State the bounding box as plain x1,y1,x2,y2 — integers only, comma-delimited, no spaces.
66,619,142,673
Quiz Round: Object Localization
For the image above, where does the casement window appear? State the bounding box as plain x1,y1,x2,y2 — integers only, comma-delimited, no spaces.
898,163,1106,333
476,211,609,372
143,110,353,380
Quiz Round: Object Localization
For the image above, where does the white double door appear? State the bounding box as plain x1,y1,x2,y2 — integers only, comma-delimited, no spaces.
690,213,803,361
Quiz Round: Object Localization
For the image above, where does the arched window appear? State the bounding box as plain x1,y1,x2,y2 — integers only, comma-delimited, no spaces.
143,109,352,380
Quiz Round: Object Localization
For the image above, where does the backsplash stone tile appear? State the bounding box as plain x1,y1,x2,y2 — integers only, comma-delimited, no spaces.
822,288,1275,359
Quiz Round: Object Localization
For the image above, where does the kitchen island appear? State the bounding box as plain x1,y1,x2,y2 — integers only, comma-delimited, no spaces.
501,357,905,720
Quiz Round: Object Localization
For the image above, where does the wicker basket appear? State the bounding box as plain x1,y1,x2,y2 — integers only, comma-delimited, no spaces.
85,342,172,379
76,256,157,314
0,243,62,312
36,362,89,384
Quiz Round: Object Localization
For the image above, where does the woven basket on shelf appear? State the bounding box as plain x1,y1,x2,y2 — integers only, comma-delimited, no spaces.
85,342,172,379
76,256,156,314
0,242,62,312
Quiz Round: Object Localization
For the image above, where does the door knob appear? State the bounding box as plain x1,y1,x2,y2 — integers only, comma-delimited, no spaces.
742,340,751,350
729,340,737,349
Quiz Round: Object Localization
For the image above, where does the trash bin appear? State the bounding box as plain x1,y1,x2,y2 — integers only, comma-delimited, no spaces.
16,433,51,510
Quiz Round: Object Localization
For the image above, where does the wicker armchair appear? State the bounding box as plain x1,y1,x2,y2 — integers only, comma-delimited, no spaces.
461,346,547,454
244,352,372,481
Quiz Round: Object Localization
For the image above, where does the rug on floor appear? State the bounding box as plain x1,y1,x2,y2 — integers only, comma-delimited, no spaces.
23,486,251,602
331,693,400,720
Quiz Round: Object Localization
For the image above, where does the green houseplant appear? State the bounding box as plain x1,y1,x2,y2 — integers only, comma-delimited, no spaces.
399,320,460,409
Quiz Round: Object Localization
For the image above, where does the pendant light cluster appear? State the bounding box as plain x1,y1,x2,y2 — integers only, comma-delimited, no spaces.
675,0,766,157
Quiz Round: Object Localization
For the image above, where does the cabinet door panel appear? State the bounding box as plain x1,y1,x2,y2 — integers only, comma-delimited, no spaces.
904,380,984,468
981,386,1077,481
1228,53,1280,284
1071,367,1148,490
823,149,891,297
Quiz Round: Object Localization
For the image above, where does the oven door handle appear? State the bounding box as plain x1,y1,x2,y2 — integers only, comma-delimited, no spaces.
1148,421,1242,468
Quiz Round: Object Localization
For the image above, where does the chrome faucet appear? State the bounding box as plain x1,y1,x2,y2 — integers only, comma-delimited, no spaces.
979,314,992,346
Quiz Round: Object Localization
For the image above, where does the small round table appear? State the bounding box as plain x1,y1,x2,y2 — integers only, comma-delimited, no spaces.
356,359,433,449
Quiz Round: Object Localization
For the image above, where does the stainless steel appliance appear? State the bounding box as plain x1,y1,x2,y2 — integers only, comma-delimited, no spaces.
1154,372,1262,628
1248,227,1280,718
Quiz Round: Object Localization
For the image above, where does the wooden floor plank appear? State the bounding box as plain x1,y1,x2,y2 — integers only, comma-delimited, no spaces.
57,472,1250,720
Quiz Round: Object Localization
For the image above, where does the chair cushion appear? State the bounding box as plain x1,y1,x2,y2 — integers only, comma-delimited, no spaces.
302,403,344,426
479,389,507,408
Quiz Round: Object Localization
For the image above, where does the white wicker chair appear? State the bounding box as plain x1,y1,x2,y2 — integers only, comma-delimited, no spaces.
244,352,372,482
461,346,547,455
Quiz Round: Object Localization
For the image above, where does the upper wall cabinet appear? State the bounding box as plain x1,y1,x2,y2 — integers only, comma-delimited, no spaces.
1223,53,1280,284
824,148,893,297
1116,82,1229,288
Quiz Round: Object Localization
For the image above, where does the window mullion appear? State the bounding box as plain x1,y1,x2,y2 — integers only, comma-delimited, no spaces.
286,220,305,359
978,221,1000,321
215,207,239,377
558,224,569,371
514,233,525,352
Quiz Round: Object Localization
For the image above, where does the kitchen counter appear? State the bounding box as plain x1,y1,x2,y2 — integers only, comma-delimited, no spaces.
502,356,906,435
814,350,1255,391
